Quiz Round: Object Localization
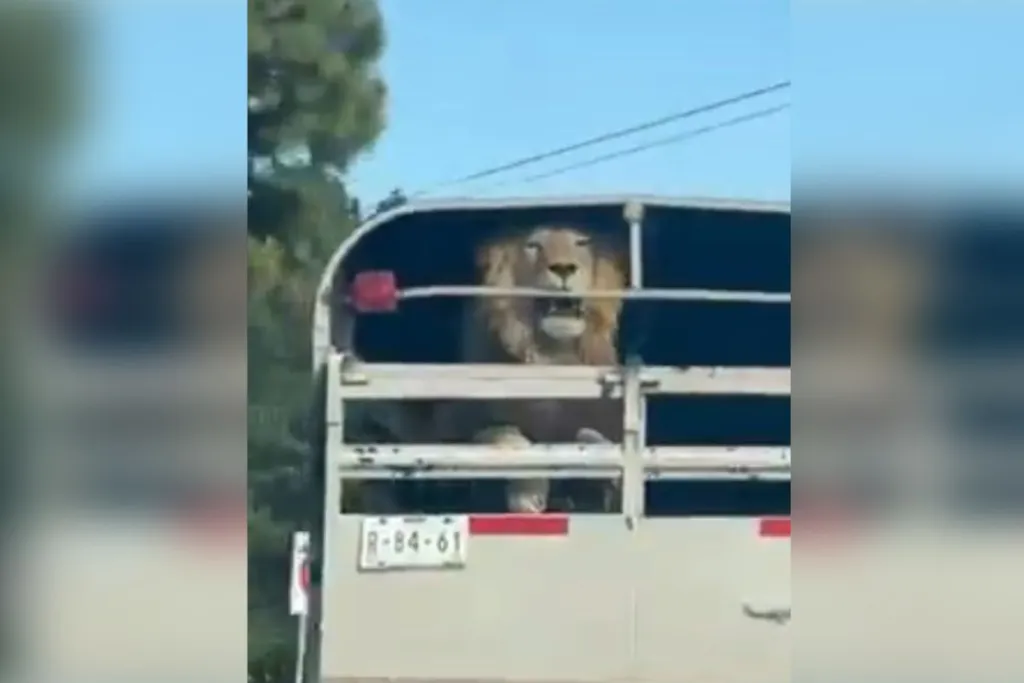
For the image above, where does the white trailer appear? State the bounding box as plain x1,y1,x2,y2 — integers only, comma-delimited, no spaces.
307,195,790,683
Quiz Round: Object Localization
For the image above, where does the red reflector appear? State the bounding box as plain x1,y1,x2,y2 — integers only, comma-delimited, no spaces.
469,514,569,536
350,271,398,312
759,517,790,538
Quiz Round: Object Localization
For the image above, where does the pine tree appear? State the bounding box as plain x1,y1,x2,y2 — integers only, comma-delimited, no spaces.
247,1,387,679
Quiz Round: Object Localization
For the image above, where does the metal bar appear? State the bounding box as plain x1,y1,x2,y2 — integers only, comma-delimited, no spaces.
340,362,615,382
326,355,345,428
340,444,623,469
650,446,790,467
625,200,644,289
321,352,344,619
338,468,619,480
641,366,790,396
337,445,790,469
340,469,788,481
646,470,790,481
334,361,790,399
622,361,645,523
396,285,790,304
294,607,308,683
338,362,617,399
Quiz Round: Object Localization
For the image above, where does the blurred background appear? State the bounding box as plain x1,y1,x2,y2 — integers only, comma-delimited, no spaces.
2,0,245,681
792,3,1024,680
1,0,1022,681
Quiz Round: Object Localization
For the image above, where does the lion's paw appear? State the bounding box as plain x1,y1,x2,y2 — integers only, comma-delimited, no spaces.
507,479,550,513
577,427,612,444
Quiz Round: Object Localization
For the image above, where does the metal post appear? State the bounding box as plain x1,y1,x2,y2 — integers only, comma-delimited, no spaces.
623,200,644,289
621,359,644,527
289,530,313,683
622,201,646,527
294,612,308,683
314,354,345,683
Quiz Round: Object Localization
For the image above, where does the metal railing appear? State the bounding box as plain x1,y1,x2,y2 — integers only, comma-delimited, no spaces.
317,197,791,518
338,444,791,480
333,362,789,400
395,285,790,305
326,355,791,488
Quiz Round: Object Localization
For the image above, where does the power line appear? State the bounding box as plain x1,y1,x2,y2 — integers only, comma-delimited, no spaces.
486,103,789,190
412,80,790,197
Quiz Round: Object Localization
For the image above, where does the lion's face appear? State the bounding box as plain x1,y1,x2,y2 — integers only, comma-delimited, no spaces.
474,225,624,365
518,226,596,342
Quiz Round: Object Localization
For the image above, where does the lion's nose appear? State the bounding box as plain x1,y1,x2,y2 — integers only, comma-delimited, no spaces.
548,262,578,280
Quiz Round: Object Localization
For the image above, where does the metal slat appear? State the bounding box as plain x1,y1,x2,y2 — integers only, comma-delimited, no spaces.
338,362,616,400
397,285,790,305
339,468,619,480
640,366,790,396
338,445,790,476
339,469,788,481
340,444,622,470
335,361,791,399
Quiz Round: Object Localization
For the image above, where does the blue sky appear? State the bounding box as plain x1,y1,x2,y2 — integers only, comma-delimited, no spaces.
66,1,1024,207
794,2,1024,196
63,0,247,205
354,0,789,203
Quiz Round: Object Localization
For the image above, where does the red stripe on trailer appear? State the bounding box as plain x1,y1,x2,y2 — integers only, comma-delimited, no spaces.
759,517,790,538
469,514,569,536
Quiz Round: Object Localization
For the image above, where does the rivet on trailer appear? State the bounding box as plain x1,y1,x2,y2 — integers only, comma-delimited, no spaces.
306,195,790,683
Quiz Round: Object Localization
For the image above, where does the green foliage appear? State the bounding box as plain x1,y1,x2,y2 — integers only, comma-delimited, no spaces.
0,3,81,250
249,0,385,248
0,3,81,165
248,1,387,679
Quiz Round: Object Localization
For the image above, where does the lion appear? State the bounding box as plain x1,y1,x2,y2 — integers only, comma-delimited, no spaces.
438,224,627,513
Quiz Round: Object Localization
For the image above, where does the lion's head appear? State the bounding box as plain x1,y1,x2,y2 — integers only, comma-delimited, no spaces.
471,224,625,364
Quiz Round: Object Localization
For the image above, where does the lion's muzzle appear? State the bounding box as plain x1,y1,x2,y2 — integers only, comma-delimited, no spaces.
536,290,586,341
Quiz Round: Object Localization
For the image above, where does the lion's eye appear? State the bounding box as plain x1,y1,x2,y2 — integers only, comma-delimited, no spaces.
524,241,541,253
575,238,591,247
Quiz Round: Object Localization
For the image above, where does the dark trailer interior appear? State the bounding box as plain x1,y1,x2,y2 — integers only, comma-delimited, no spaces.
326,198,790,515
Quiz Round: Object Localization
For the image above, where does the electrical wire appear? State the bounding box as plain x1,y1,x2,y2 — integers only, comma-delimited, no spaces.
485,103,789,190
410,80,790,197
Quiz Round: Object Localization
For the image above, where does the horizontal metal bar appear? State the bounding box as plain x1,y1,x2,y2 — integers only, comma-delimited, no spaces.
340,469,788,481
339,445,790,470
650,446,790,468
642,366,790,396
338,363,616,399
646,470,790,481
363,194,790,218
335,362,790,399
341,444,621,469
398,285,790,305
339,468,617,480
341,362,614,382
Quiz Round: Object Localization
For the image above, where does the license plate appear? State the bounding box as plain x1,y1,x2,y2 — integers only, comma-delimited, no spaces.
358,515,469,571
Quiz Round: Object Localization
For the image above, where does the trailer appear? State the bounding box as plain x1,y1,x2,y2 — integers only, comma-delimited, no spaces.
306,195,790,683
